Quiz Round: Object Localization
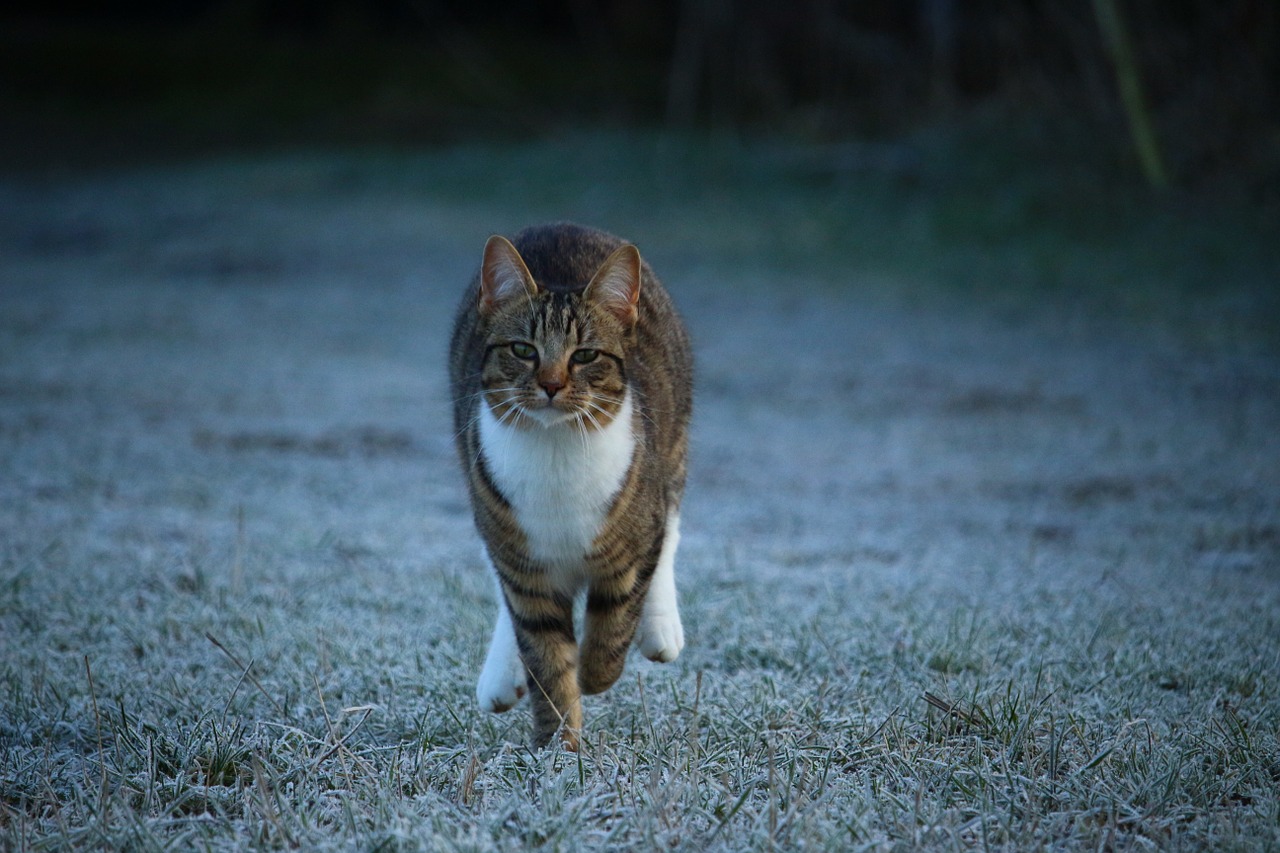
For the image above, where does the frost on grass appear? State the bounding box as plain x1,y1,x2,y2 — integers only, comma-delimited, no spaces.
2,140,1279,850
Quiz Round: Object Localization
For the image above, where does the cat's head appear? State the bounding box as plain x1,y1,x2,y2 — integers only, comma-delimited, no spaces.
475,235,640,430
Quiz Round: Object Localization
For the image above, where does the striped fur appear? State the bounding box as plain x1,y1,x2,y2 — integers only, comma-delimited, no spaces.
449,223,693,749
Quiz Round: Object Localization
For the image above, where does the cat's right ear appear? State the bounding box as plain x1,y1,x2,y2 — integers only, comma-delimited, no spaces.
479,235,538,316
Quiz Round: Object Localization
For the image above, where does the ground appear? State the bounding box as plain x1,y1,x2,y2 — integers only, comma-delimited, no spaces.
2,131,1278,849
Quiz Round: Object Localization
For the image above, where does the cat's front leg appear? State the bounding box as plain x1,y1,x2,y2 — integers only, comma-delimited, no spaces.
635,509,684,663
476,588,527,713
510,599,582,750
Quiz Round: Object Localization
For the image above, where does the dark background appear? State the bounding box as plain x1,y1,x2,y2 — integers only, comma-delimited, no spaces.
2,0,1277,196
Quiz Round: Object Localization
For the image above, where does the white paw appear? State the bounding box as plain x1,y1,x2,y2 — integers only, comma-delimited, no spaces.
637,509,684,663
476,647,526,713
636,610,685,663
477,601,527,713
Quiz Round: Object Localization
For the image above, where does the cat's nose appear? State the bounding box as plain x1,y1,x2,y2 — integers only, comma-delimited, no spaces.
540,378,564,399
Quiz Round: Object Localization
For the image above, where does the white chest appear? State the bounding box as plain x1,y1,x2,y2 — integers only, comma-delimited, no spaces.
479,393,635,591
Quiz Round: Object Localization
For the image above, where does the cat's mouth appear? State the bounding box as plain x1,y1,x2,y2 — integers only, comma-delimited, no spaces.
520,400,579,428
485,391,581,429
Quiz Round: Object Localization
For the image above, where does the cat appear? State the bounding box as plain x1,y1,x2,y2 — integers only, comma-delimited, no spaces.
449,222,693,750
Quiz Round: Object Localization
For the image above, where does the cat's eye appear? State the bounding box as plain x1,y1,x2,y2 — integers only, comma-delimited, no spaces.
510,342,537,360
570,348,599,365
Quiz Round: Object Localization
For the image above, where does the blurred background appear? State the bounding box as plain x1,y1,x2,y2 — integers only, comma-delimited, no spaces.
2,0,1277,195
2,0,1277,339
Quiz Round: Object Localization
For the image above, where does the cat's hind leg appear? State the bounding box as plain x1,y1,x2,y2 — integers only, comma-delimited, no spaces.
635,509,685,663
476,574,527,713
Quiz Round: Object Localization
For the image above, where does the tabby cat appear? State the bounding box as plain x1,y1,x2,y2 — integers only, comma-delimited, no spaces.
449,222,693,750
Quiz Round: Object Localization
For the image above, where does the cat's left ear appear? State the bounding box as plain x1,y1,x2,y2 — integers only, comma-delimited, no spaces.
480,235,538,316
585,244,641,327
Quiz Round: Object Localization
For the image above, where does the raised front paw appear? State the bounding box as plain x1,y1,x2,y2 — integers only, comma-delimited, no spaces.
579,654,626,696
476,650,527,713
636,610,685,663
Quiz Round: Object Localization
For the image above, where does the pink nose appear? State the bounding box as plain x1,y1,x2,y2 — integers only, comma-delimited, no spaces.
540,378,564,398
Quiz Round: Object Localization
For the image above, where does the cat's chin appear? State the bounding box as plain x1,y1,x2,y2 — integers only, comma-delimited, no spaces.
517,405,580,429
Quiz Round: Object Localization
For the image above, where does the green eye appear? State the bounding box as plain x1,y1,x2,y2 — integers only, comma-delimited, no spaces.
570,348,599,365
510,342,537,359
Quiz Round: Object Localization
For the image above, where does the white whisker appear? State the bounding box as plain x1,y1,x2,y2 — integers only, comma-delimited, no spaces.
572,412,590,457
452,387,528,444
